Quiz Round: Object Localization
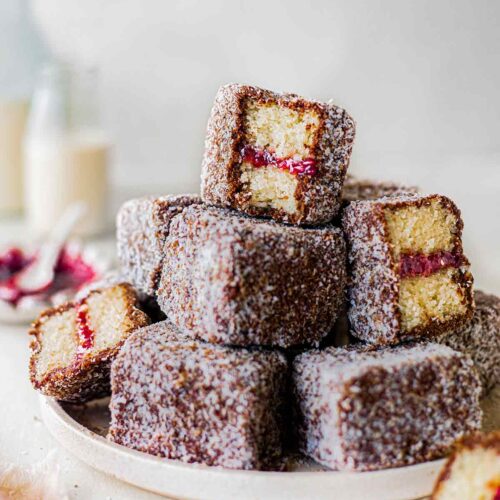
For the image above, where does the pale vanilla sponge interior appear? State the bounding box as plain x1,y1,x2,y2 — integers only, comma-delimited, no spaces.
243,100,320,158
85,285,137,352
384,199,457,258
434,448,500,500
240,100,319,213
35,285,139,381
35,308,77,380
240,162,298,214
398,268,467,332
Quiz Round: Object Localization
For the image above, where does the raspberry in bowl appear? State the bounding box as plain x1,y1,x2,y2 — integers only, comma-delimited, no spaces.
0,242,110,324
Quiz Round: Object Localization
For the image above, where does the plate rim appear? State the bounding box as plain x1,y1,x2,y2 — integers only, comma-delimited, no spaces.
39,395,446,500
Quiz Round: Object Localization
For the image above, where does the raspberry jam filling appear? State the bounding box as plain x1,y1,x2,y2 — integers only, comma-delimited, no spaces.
0,247,96,306
399,250,465,279
76,301,95,353
241,145,317,176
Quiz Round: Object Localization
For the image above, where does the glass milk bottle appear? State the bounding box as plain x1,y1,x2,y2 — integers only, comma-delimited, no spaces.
0,0,47,214
24,63,110,236
0,100,29,213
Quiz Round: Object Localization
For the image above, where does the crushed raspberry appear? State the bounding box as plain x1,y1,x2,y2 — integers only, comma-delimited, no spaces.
0,248,29,280
0,277,23,303
0,246,97,306
54,249,97,290
241,145,317,176
399,250,464,279
76,301,95,352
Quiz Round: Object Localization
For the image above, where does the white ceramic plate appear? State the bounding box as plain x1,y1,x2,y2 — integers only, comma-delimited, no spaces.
39,396,447,500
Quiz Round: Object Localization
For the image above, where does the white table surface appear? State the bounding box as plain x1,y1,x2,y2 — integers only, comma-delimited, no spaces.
0,217,165,499
1,323,168,500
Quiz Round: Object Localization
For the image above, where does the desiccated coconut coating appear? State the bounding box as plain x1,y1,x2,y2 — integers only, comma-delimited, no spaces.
157,205,347,348
116,194,201,295
434,290,500,395
326,290,499,394
341,175,419,204
342,193,474,345
201,83,356,225
292,342,482,472
108,320,288,470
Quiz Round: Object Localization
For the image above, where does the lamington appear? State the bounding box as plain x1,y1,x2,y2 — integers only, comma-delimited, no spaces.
116,194,201,295
432,431,500,500
342,193,474,345
292,343,482,472
29,283,150,402
156,205,347,347
341,175,419,204
108,320,288,470
434,290,500,394
201,83,356,225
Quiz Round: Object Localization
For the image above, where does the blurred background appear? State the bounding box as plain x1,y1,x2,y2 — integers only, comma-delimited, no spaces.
1,0,499,291
0,4,497,498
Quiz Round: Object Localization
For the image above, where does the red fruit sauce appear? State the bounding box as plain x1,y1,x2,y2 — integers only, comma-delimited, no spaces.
0,248,28,277
0,247,96,306
76,301,95,352
399,250,464,279
241,145,317,176
494,486,500,500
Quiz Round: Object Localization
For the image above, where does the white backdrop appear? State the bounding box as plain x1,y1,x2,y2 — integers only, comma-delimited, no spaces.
32,0,500,291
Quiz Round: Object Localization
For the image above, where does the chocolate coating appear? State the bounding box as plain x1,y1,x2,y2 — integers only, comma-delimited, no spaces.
293,343,482,471
108,321,288,470
29,284,150,403
157,205,347,347
341,175,419,204
201,83,356,225
341,193,474,345
116,194,201,295
435,290,500,394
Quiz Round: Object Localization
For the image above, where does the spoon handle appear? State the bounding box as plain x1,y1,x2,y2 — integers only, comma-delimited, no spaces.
15,202,88,292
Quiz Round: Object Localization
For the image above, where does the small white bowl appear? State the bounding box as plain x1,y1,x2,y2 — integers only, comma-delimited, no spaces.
0,240,111,325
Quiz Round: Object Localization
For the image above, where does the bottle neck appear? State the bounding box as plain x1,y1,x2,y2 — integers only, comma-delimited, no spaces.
0,0,50,100
25,62,103,141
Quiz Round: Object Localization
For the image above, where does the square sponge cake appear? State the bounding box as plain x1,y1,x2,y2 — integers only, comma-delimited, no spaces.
156,204,347,348
108,320,288,470
342,193,474,345
29,283,150,403
292,343,482,471
201,83,356,225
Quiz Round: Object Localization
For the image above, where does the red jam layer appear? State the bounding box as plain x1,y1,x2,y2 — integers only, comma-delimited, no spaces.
76,301,95,352
241,145,317,176
399,250,464,279
0,247,96,306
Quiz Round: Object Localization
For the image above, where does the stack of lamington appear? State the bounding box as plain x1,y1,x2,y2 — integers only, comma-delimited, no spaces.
29,84,499,472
